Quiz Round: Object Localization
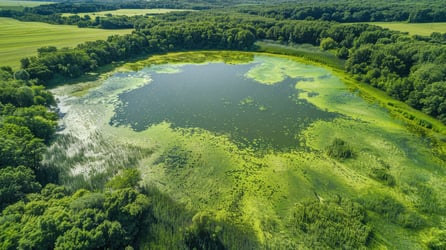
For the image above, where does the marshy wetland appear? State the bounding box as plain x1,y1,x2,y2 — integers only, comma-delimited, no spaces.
47,51,446,247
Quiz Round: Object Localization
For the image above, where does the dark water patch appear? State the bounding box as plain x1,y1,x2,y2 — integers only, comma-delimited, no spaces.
318,74,332,79
110,63,338,150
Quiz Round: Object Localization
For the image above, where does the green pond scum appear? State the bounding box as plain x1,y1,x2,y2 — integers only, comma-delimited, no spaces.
50,51,446,248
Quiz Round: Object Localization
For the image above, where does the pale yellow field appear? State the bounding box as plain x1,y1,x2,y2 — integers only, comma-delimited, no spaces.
61,8,193,18
0,17,133,69
370,22,446,36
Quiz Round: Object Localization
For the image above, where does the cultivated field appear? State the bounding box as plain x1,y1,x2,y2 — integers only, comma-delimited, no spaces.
0,17,133,69
0,0,51,10
61,8,193,18
370,22,446,36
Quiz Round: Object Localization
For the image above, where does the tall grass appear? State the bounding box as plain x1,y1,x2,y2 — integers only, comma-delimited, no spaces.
41,132,152,191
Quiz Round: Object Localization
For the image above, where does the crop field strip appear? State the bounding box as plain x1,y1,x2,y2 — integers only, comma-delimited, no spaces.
0,17,132,69
369,22,446,36
61,8,194,18
0,0,52,9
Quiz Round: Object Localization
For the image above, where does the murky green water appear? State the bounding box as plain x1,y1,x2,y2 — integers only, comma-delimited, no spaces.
110,62,338,150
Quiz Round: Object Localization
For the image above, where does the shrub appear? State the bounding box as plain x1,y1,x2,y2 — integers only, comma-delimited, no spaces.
364,195,404,222
155,146,191,169
320,37,337,50
370,168,396,186
363,194,426,229
326,138,354,159
291,199,372,249
427,229,446,250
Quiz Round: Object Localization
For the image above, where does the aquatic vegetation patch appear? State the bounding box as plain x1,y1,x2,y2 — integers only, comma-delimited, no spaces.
124,51,255,72
245,55,317,85
155,145,194,169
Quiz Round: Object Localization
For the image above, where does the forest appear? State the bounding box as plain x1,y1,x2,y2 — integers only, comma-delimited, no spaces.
1,0,446,249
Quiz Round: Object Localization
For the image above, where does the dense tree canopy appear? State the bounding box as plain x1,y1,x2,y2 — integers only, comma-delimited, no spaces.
236,0,446,23
0,64,56,219
0,184,150,250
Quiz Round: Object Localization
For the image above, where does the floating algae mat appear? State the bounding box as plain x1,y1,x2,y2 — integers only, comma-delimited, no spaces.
49,52,446,248
110,60,338,150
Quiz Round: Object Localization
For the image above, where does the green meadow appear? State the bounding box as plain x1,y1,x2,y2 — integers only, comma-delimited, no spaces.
47,51,446,248
370,22,446,36
61,8,193,18
0,17,132,69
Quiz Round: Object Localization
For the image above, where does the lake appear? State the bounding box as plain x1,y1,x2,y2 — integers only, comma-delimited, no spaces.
110,61,338,150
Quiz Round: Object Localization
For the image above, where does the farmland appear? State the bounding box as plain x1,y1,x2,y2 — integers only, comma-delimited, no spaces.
61,8,193,18
370,22,446,36
0,0,51,10
0,17,132,69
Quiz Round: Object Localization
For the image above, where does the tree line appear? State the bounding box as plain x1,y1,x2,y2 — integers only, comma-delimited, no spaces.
236,0,446,23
